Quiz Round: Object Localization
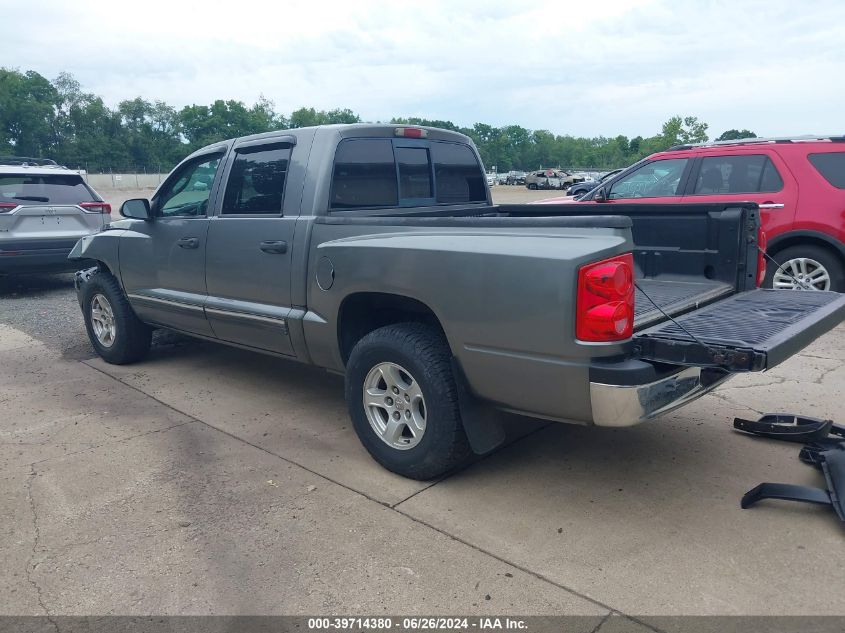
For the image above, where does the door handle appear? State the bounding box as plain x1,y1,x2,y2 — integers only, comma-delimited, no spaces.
177,237,199,249
758,202,785,209
260,240,288,254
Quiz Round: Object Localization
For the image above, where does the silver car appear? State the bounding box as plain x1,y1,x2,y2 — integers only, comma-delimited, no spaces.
0,157,110,273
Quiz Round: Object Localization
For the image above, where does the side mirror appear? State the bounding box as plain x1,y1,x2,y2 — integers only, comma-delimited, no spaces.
120,198,152,220
594,187,607,203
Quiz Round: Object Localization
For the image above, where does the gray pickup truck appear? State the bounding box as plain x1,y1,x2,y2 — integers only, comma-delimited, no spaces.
70,124,845,479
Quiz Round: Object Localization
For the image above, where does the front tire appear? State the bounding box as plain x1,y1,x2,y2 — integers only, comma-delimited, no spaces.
764,245,844,292
345,323,472,480
82,271,152,364
527,183,538,190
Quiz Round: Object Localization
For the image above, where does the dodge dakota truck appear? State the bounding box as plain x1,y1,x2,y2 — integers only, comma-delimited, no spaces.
70,124,845,479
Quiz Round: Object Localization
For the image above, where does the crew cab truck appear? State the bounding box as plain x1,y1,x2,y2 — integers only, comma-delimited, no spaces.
70,125,845,479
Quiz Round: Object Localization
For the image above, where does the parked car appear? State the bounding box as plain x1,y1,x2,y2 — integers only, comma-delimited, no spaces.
70,125,845,480
0,157,111,274
505,170,526,185
568,168,625,197
486,172,497,186
525,169,584,190
537,136,845,291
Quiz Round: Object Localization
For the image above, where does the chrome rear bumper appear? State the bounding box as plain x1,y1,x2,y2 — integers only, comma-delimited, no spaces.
590,367,733,427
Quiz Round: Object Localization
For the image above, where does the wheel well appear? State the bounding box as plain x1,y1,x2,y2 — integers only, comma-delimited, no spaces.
768,234,845,266
338,293,446,364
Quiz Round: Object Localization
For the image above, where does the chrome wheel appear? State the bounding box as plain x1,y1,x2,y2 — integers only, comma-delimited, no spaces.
362,362,426,450
772,257,831,291
90,293,117,347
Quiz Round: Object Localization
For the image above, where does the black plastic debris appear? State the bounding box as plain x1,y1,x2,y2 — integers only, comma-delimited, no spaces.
733,413,838,443
735,413,845,523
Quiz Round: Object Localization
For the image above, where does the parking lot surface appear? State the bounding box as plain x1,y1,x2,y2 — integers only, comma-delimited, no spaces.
1,187,844,628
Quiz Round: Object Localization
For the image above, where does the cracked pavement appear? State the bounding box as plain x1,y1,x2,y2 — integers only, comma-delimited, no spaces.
1,272,844,628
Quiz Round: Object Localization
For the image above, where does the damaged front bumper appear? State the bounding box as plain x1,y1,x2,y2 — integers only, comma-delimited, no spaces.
73,266,97,307
590,366,733,427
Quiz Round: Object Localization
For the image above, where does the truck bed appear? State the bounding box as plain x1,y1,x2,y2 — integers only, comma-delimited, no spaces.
330,201,761,331
634,279,734,329
493,202,761,330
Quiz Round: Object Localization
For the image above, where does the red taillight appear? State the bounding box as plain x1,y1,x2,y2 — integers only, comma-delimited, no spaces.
394,127,427,138
0,203,16,213
576,253,635,342
756,229,768,287
80,202,112,214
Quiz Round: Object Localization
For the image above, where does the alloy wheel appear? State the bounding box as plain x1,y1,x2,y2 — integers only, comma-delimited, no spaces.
772,257,831,291
90,293,117,347
362,362,427,450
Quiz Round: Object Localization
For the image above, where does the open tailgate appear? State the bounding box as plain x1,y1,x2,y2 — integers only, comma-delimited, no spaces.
634,289,845,372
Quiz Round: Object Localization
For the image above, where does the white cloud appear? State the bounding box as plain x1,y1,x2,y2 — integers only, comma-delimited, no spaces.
4,0,844,137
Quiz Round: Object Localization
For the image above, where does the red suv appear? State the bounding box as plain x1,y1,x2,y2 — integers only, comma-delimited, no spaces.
543,136,845,291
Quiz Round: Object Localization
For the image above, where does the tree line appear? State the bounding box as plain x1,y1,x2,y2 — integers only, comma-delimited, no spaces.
0,68,755,173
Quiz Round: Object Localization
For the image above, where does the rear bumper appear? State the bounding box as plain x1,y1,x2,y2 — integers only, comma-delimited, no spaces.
0,247,81,273
590,366,732,427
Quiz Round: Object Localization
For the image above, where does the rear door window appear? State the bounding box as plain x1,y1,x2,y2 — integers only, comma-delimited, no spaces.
692,154,783,194
0,174,97,205
608,158,689,199
222,144,291,215
331,139,398,209
808,152,845,189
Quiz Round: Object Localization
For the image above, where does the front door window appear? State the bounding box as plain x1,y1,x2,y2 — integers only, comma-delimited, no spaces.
608,158,689,199
157,155,222,217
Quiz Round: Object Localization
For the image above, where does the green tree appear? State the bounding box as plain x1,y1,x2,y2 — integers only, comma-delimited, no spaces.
4,69,731,173
52,72,129,170
289,107,360,128
716,129,757,141
0,69,58,156
661,115,709,146
178,99,278,151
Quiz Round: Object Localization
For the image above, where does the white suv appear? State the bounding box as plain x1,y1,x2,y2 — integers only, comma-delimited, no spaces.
0,157,110,273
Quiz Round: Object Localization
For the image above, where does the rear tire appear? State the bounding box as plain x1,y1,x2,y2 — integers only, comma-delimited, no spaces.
82,271,152,364
345,323,472,480
527,183,538,190
764,245,844,292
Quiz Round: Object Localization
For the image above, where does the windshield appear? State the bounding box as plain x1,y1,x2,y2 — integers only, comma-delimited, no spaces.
0,174,97,205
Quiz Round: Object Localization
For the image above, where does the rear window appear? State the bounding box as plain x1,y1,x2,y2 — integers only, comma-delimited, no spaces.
0,174,96,205
430,142,486,204
331,139,398,209
808,152,845,189
396,146,433,199
330,138,486,210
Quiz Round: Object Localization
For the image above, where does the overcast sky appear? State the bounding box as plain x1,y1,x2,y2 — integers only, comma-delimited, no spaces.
5,0,844,138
